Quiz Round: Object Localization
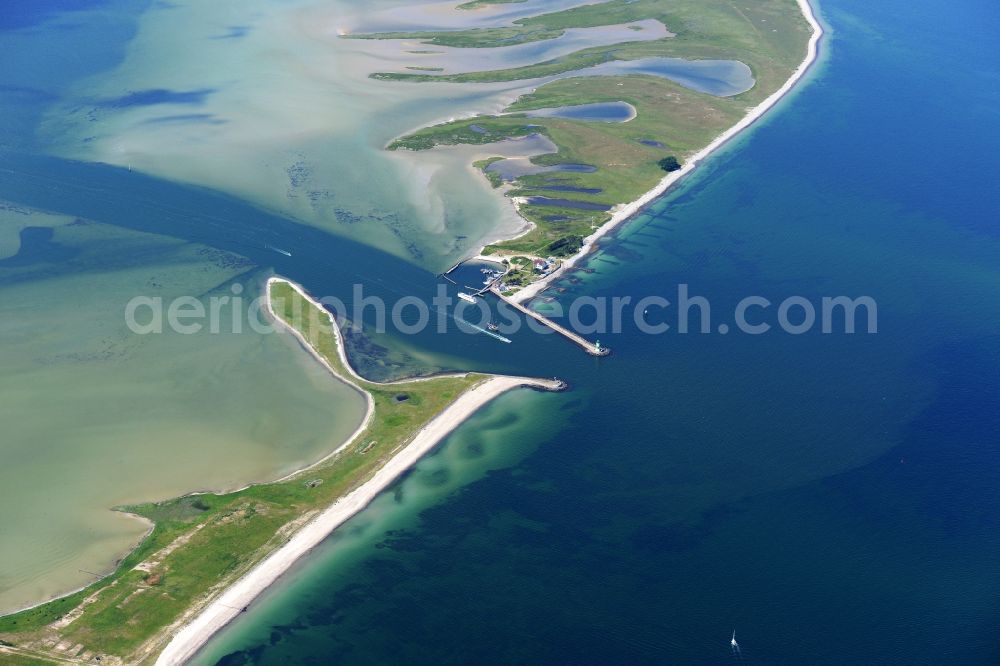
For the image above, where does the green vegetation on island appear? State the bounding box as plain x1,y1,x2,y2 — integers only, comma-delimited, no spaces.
496,254,563,287
350,24,563,49
376,0,811,262
402,73,742,256
391,118,541,151
658,156,681,172
473,156,506,188
0,280,482,665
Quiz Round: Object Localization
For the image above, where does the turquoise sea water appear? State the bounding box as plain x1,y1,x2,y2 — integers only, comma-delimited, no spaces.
189,0,1000,663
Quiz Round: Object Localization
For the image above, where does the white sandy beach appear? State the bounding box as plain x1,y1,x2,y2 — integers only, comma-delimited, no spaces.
509,0,824,304
154,279,561,665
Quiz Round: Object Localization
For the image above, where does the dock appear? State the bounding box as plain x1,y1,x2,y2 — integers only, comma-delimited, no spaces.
475,266,509,296
490,287,610,356
439,260,506,292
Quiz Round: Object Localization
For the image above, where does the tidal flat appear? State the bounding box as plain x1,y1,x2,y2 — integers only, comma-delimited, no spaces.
37,0,576,268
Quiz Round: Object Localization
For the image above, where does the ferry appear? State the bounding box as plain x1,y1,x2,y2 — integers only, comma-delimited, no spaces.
457,292,477,304
266,244,293,257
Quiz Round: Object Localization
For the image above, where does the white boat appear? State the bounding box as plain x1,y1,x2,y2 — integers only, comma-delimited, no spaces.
457,292,477,304
731,630,738,648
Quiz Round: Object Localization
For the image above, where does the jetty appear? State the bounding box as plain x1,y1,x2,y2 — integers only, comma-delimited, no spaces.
490,287,610,357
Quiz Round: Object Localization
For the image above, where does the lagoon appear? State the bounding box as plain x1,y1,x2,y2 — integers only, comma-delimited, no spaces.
357,20,671,76
485,159,596,181
520,101,636,123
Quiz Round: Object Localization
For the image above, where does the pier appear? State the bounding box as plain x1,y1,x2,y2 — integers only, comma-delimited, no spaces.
490,287,611,357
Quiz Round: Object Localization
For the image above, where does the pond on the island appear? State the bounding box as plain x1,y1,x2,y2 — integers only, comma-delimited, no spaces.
566,57,755,97
485,159,597,182
519,101,636,122
525,196,611,211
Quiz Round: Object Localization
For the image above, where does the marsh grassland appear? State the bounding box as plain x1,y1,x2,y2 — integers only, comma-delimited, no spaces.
379,0,810,257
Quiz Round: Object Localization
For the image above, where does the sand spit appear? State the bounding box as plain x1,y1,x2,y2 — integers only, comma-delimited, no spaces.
154,278,562,664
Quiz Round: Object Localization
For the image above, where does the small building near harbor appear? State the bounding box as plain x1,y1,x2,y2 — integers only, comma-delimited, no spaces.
532,257,561,274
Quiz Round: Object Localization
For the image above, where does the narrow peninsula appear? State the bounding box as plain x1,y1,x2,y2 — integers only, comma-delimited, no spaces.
0,278,562,665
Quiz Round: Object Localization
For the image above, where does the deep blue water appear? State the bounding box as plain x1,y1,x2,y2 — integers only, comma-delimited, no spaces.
0,0,112,30
188,0,1000,663
2,0,1000,663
